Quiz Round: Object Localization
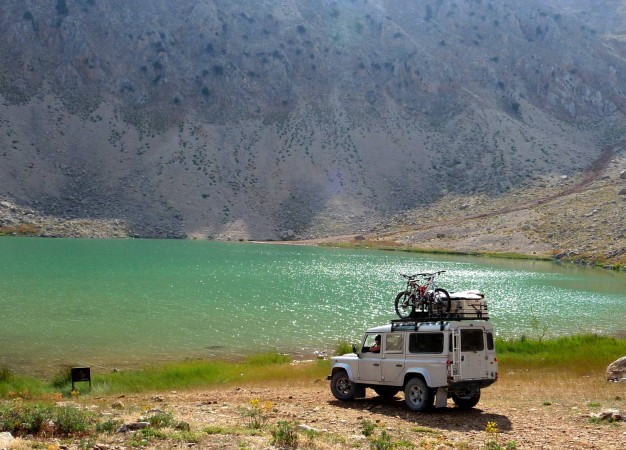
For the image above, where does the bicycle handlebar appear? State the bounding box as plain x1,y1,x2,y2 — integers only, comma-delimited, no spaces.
400,270,446,279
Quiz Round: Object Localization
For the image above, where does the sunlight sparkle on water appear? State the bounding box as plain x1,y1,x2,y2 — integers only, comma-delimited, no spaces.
1,239,625,373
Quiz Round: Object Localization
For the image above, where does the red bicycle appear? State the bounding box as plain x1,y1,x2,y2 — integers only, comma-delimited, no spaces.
394,271,451,319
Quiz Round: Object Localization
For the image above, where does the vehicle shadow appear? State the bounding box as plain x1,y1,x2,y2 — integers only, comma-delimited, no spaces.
328,396,512,432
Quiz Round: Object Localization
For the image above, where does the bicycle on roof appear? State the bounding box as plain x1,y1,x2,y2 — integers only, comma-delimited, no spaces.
394,270,451,319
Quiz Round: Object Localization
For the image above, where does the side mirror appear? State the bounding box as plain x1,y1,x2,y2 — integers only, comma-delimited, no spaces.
352,344,357,354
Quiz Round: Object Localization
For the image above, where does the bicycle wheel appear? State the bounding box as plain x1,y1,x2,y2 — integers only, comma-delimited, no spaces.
430,288,451,316
394,291,415,319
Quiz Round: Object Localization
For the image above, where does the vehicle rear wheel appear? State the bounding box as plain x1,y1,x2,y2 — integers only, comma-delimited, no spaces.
373,386,400,398
451,389,481,409
330,371,356,401
404,378,433,412
395,291,415,319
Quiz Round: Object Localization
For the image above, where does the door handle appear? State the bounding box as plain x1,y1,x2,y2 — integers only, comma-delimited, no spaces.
396,364,403,367
461,356,465,361
373,363,380,367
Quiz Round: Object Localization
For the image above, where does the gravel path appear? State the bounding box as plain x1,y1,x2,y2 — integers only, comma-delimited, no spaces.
20,371,623,450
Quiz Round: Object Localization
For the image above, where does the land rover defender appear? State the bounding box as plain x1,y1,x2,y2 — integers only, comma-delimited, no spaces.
328,315,498,411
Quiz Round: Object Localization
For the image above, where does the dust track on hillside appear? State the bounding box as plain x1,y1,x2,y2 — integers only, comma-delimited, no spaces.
296,139,626,252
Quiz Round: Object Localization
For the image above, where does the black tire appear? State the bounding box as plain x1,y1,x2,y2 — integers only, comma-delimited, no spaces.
330,371,356,401
395,291,415,319
404,377,433,412
451,390,481,409
373,386,400,398
430,288,451,316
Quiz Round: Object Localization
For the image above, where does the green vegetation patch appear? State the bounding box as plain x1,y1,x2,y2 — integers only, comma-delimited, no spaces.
0,402,94,437
496,334,626,373
1,352,329,399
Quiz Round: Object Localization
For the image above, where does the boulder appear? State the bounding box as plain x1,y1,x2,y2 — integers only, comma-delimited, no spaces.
606,356,626,381
620,170,626,180
589,409,623,422
0,432,15,448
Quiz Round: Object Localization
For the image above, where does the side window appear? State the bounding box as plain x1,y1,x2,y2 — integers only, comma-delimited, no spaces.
486,332,494,351
461,329,484,351
385,334,404,353
409,333,444,353
362,334,381,353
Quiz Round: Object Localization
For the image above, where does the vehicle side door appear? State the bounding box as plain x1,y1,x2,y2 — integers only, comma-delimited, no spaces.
380,333,405,384
357,333,382,382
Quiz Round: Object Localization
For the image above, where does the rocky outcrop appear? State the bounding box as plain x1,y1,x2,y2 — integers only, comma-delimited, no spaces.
1,1,626,241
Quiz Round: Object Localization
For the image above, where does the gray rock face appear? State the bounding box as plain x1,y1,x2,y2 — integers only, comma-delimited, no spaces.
606,356,626,382
1,1,626,240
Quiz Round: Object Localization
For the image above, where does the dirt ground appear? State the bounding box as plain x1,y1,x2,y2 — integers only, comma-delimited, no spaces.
14,368,625,450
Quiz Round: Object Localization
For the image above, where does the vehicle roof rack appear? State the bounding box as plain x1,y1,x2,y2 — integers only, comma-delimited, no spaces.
390,299,490,331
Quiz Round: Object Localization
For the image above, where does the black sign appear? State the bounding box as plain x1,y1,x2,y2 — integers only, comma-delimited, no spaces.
71,367,91,390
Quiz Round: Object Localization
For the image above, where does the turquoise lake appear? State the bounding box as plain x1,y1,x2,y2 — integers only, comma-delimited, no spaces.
1,238,625,375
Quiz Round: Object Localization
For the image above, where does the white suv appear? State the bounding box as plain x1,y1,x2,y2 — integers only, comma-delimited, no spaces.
328,319,498,411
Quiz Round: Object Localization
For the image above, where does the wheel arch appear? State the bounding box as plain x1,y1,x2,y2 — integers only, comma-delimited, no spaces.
403,369,432,388
331,364,354,381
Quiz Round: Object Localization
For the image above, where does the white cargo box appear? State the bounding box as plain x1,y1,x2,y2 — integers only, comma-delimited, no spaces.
449,290,489,319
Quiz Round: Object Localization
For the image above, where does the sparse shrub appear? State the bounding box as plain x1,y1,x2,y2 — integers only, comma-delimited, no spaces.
0,402,93,436
53,405,92,435
370,430,394,450
144,411,176,429
484,421,517,449
0,366,13,382
271,420,298,448
96,418,123,433
335,340,355,356
243,399,272,429
128,427,167,447
51,365,73,389
361,419,376,437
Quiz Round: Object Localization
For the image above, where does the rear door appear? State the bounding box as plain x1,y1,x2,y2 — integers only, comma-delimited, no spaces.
459,328,488,379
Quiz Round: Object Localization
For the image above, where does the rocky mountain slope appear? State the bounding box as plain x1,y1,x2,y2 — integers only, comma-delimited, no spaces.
1,0,625,263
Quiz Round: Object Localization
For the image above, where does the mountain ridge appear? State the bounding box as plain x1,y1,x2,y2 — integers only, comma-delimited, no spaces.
1,0,625,264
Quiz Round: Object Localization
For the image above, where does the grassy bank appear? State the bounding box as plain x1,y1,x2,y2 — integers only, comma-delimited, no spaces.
1,334,624,400
0,353,330,400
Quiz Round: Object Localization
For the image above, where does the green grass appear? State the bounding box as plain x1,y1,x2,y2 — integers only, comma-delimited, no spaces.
1,337,624,401
0,352,330,399
496,334,626,373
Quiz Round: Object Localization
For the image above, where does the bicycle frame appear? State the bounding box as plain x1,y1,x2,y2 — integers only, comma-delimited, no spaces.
395,271,450,319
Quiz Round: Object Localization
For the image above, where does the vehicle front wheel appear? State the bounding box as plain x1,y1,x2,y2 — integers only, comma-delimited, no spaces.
330,371,356,401
451,390,481,409
404,377,433,412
